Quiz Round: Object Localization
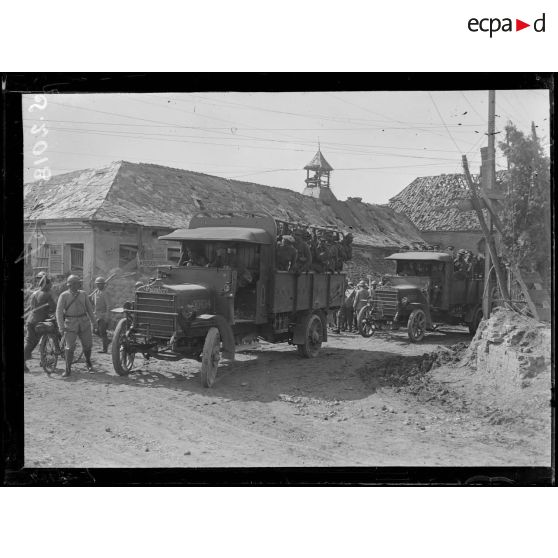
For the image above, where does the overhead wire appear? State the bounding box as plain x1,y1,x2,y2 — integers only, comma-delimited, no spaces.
427,91,464,154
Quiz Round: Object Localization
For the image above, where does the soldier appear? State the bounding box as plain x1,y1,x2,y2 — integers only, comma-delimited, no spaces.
339,233,354,267
353,280,370,321
292,229,312,273
335,281,356,333
89,276,112,353
56,275,96,377
276,235,297,271
24,273,57,372
454,249,467,272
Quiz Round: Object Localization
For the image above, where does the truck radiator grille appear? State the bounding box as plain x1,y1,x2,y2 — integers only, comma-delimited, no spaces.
373,288,399,317
135,292,176,338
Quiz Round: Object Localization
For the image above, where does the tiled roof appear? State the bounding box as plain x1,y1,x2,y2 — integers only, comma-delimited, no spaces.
388,171,507,232
24,161,424,248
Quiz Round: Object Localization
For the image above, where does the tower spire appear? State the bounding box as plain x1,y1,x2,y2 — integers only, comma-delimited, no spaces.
302,147,336,203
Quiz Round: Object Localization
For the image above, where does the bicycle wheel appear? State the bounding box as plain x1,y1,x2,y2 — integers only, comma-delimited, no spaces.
39,333,60,375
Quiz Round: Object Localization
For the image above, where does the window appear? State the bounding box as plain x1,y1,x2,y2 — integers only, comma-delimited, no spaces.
68,243,83,272
50,244,65,275
119,244,138,268
35,244,49,270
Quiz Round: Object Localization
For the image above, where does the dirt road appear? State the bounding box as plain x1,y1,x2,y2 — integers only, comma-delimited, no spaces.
24,326,551,467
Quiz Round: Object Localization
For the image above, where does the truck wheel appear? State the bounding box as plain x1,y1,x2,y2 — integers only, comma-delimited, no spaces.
407,308,426,343
296,313,323,358
201,327,221,388
357,305,376,338
39,332,59,375
468,307,483,336
112,317,135,376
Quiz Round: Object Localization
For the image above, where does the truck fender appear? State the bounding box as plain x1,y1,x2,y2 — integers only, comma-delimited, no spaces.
292,310,327,344
196,314,235,360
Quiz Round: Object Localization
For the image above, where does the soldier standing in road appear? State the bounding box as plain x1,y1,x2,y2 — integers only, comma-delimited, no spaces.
56,275,96,377
24,273,56,372
334,281,356,333
89,276,112,353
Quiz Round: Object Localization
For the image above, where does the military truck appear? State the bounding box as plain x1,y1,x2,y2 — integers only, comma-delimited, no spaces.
357,250,484,342
111,212,345,386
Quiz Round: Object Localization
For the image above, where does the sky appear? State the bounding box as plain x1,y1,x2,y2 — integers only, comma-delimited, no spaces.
23,90,550,204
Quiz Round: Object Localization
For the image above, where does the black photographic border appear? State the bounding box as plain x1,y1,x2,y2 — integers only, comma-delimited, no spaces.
2,72,554,486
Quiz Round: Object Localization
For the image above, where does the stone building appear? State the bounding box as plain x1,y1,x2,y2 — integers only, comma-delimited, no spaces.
24,157,424,302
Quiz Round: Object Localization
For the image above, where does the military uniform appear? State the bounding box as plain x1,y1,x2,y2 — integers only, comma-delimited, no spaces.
56,287,96,375
24,286,56,366
276,242,297,271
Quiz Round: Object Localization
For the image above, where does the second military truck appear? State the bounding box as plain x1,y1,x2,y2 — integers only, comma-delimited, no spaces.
111,212,346,386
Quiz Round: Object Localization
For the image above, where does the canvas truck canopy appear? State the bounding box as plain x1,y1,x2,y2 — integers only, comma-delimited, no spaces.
159,227,273,244
385,252,453,262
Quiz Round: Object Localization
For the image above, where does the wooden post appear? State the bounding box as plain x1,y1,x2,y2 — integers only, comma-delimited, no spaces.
483,90,496,317
462,155,510,304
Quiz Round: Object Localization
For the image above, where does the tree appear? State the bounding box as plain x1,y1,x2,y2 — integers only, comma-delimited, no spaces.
498,123,551,278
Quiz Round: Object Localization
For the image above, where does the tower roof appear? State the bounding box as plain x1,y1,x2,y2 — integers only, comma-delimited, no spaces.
304,149,333,172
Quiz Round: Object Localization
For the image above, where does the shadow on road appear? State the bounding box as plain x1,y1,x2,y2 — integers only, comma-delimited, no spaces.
27,345,445,405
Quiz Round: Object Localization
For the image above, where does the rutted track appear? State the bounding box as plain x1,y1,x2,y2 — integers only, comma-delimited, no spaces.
24,326,551,467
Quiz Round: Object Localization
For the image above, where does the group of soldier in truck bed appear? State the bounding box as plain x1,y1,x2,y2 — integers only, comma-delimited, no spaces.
275,222,354,274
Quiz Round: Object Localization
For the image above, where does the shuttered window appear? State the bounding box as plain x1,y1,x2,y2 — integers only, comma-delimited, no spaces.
49,244,64,275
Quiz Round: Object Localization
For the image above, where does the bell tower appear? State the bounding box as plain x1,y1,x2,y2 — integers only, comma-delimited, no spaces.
302,147,336,203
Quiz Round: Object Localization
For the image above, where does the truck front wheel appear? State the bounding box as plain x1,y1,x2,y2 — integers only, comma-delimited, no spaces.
201,327,221,387
112,317,135,376
296,313,323,358
407,308,426,343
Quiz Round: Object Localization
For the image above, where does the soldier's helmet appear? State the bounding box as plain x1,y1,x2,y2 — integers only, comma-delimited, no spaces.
135,281,144,289
95,276,106,284
67,274,81,285
282,235,295,245
357,280,368,288
371,280,378,287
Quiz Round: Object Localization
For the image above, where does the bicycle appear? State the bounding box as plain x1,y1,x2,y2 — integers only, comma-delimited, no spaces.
37,317,83,375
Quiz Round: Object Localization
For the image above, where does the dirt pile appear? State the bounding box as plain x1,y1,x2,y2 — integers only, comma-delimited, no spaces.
463,308,550,388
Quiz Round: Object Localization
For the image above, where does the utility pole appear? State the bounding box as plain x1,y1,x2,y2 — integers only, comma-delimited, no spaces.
482,90,496,318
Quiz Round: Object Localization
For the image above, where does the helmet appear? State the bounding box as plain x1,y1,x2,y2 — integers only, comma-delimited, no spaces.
135,281,144,289
35,271,47,280
67,274,81,285
358,280,367,288
94,276,106,284
371,280,378,286
282,235,295,245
